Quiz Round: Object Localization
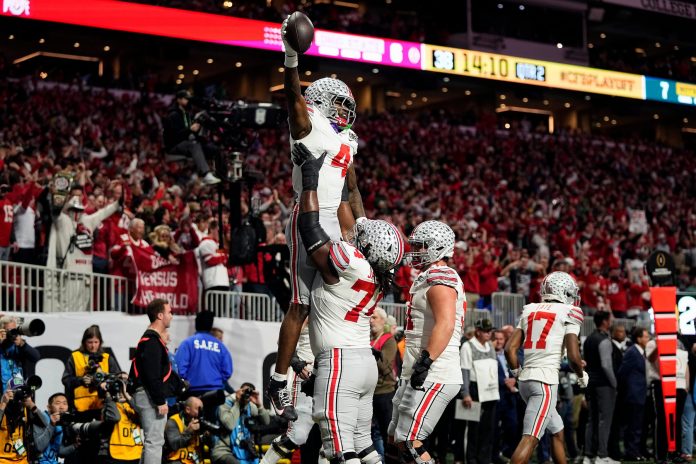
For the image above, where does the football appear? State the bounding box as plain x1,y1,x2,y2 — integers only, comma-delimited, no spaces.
285,12,314,54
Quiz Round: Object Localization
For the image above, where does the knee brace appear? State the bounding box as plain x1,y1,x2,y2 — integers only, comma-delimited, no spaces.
271,435,298,458
402,441,434,464
358,445,382,464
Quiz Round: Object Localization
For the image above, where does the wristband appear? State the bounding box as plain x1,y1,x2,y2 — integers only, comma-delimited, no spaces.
284,54,298,68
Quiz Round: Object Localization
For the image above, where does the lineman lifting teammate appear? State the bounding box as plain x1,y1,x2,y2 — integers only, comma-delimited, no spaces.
292,141,404,464
389,221,466,464
268,14,366,419
504,272,589,464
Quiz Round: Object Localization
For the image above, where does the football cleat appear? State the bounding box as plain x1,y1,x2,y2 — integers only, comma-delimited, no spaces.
267,378,298,421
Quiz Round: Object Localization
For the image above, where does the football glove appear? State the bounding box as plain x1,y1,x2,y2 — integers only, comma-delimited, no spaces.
576,371,589,389
410,350,433,390
281,18,298,68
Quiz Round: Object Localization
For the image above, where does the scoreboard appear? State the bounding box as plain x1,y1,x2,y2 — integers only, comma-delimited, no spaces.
424,45,645,100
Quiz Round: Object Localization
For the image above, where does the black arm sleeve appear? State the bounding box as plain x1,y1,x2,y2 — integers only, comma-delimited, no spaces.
298,211,330,255
137,340,166,406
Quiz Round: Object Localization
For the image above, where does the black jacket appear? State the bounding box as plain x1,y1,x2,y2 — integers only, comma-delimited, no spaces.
128,330,172,406
617,345,647,405
163,105,193,150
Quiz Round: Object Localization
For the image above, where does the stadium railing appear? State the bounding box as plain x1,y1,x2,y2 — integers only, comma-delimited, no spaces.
0,261,654,336
1,260,132,313
203,290,283,322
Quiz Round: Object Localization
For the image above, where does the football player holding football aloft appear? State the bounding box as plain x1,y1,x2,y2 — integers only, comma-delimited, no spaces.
505,272,589,464
389,221,466,464
268,15,367,420
292,142,404,464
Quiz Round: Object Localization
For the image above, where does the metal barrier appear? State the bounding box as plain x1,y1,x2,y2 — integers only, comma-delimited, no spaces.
1,260,131,313
0,261,661,333
380,302,408,326
203,290,283,322
491,292,526,327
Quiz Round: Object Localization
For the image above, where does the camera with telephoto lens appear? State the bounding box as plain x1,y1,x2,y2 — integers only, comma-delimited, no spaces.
241,386,253,403
7,319,45,342
10,375,41,403
102,373,125,398
198,416,223,435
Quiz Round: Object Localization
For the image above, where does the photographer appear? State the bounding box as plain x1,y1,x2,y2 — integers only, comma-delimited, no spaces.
212,383,270,464
0,317,40,394
103,374,142,464
162,90,220,186
164,396,204,464
0,380,49,463
35,393,77,464
61,325,119,420
61,325,119,463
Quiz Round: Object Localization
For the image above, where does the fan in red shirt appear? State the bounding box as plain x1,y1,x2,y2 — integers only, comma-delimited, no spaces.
604,268,629,318
0,184,13,260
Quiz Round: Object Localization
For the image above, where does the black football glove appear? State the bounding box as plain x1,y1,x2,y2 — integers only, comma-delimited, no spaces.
410,350,433,391
300,374,316,397
371,347,383,362
292,143,325,191
290,354,307,375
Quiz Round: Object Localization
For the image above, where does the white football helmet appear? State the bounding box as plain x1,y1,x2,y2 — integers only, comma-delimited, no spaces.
304,77,356,131
407,221,455,269
540,271,580,305
352,219,404,273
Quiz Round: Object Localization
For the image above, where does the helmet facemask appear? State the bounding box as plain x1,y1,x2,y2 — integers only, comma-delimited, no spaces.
328,95,356,131
304,77,356,132
407,238,433,270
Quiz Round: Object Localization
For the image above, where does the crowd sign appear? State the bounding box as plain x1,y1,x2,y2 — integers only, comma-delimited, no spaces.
126,245,200,314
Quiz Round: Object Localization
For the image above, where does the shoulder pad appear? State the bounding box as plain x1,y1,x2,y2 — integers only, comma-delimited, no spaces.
329,241,353,272
566,306,584,325
425,266,460,288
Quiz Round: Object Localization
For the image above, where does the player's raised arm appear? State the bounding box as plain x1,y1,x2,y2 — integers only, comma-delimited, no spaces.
293,143,338,285
282,19,311,140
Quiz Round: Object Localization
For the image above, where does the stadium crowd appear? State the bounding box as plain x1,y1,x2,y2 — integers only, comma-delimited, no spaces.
0,73,696,464
1,77,696,316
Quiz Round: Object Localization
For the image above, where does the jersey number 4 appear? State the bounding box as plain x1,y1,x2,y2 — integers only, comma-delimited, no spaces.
523,311,556,349
344,279,381,322
331,144,351,178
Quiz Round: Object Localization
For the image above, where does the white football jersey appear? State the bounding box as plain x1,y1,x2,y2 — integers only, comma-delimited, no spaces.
309,241,380,355
290,105,358,236
402,265,466,384
517,302,583,384
296,324,315,364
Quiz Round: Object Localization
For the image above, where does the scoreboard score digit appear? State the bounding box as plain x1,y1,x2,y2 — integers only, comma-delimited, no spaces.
432,49,455,71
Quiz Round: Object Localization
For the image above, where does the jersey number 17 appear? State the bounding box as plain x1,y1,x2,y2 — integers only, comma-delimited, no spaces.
523,311,556,350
